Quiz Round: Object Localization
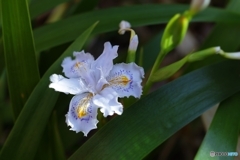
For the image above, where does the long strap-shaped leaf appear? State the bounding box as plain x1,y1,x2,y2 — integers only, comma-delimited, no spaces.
185,0,240,73
194,1,240,159
0,0,40,118
69,60,240,160
29,0,67,19
33,4,240,52
202,0,240,51
0,22,98,160
195,92,240,160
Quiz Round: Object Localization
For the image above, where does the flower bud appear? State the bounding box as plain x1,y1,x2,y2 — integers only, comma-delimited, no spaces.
219,51,240,60
190,0,210,14
128,35,139,52
161,14,189,54
118,20,139,62
119,20,131,35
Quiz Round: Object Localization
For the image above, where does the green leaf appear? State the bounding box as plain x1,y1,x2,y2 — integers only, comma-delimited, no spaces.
201,0,240,51
33,4,240,52
0,39,4,74
186,0,240,72
72,0,99,15
141,32,162,71
0,70,6,103
152,47,218,82
1,0,40,118
152,56,187,82
48,112,66,160
29,0,68,19
33,111,65,160
0,70,12,123
195,92,240,160
69,60,240,160
0,22,98,160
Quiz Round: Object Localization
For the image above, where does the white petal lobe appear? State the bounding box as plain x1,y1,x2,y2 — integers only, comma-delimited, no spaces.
107,62,144,98
66,93,98,136
93,42,118,77
49,74,88,95
93,87,123,117
62,51,94,78
129,35,139,51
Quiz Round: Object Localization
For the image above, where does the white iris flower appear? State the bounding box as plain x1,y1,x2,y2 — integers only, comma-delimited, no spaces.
49,42,144,136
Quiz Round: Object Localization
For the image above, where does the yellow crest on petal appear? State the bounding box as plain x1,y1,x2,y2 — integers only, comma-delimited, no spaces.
76,93,93,118
109,75,130,86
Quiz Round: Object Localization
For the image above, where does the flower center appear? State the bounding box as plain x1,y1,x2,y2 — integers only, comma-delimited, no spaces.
71,62,83,74
76,93,93,118
75,62,81,68
109,75,130,86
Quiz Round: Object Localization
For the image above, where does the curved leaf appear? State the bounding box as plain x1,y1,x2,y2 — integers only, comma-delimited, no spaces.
152,47,218,82
69,60,240,160
195,92,240,160
30,0,68,19
185,0,240,72
0,22,98,160
1,0,40,118
33,4,240,52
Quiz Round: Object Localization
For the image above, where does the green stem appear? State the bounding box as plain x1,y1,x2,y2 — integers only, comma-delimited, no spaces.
143,50,166,95
126,50,136,63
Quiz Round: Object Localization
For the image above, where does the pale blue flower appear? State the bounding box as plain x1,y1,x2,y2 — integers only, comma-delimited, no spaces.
49,42,144,136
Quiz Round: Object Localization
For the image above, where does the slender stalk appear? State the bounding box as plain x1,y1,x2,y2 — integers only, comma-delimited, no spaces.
143,50,166,95
126,50,136,63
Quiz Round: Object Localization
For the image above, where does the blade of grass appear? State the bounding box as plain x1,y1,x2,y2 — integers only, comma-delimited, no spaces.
202,0,240,51
195,92,240,160
1,0,40,118
29,0,68,19
0,39,4,75
0,70,12,124
0,22,98,160
72,0,98,14
33,4,240,52
0,70,6,103
186,0,240,72
64,0,99,17
48,112,66,160
34,111,65,160
69,60,240,160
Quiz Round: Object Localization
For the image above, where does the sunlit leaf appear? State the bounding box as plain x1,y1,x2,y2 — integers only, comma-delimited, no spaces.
33,5,240,52
69,60,240,160
186,0,240,72
195,92,240,160
0,22,98,160
152,47,218,82
30,0,68,19
1,0,40,118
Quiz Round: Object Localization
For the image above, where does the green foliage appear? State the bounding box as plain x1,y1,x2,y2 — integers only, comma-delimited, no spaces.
1,0,40,118
33,4,240,52
195,92,240,160
29,0,68,19
152,47,218,82
0,22,98,160
69,61,240,160
1,0,240,159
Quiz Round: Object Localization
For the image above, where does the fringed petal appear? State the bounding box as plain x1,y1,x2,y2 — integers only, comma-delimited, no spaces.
66,93,98,136
107,62,144,98
93,87,123,117
49,74,88,95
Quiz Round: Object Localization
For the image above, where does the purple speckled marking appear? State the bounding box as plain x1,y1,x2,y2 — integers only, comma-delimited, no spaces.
110,69,134,92
70,60,87,75
71,97,92,123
